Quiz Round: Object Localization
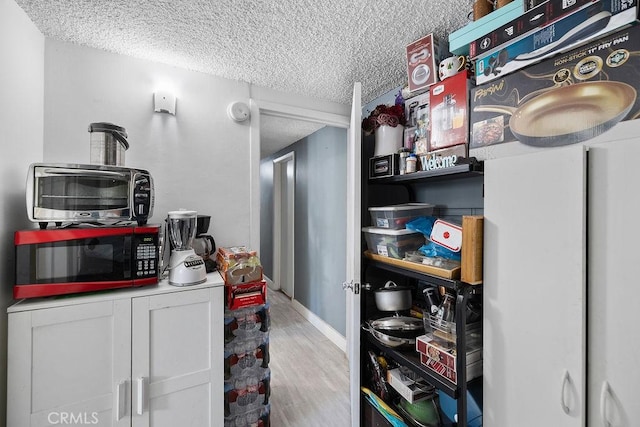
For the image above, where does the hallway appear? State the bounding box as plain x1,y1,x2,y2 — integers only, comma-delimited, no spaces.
268,289,351,426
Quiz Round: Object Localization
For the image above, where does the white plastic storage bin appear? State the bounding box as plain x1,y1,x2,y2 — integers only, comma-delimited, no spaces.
369,203,435,229
362,227,425,259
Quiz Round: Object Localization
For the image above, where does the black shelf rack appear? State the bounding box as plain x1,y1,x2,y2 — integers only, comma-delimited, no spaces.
369,158,483,185
363,259,482,426
361,156,484,427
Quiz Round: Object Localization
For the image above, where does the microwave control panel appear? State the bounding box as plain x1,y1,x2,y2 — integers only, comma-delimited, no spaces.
133,232,159,279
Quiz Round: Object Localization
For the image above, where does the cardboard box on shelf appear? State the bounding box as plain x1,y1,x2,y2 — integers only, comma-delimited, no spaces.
462,216,484,285
474,0,639,85
469,0,595,59
386,368,435,403
420,353,483,384
449,0,525,55
470,25,640,150
404,92,430,154
429,72,470,152
416,335,483,371
406,34,447,93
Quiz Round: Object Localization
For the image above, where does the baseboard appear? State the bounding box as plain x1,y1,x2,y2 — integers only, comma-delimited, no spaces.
290,298,347,353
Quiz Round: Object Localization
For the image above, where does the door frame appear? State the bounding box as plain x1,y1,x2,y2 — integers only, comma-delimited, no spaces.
248,99,351,253
272,151,295,299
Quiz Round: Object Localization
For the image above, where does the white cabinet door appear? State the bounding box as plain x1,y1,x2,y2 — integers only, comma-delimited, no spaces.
588,139,640,427
346,82,362,427
484,146,586,426
7,299,131,427
131,287,224,427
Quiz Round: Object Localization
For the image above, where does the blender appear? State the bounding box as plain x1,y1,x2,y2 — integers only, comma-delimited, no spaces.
166,210,207,286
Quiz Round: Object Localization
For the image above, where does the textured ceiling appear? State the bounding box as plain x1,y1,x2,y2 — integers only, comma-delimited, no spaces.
15,0,471,156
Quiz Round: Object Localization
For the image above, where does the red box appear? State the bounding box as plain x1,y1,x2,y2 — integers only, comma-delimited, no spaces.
429,72,470,151
406,33,446,93
420,353,483,384
416,335,482,371
225,280,267,310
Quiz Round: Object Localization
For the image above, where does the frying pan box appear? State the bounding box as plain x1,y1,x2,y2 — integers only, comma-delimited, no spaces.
474,0,639,85
469,25,640,150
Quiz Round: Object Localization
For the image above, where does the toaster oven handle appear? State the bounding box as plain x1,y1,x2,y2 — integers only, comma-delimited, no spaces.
40,168,128,177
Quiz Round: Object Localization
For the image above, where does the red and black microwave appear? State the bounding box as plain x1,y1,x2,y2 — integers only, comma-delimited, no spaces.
14,225,159,299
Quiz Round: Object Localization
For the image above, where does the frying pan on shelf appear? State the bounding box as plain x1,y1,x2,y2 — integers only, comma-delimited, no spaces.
474,81,636,147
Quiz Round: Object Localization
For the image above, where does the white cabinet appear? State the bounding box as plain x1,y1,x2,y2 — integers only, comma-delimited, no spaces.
588,138,640,427
7,278,224,427
484,140,640,426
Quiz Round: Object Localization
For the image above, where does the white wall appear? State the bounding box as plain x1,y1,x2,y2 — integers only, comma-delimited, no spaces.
0,0,45,423
43,39,253,247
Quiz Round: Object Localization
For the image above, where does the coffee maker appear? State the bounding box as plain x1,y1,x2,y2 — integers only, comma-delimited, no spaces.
166,210,207,286
192,215,217,273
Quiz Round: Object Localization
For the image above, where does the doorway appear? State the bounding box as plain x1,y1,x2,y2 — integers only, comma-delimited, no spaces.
272,152,295,298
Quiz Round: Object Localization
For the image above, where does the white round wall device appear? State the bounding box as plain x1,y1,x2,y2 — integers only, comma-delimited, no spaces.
227,101,251,122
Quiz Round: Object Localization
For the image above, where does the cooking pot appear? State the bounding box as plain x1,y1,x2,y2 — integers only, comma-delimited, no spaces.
369,281,413,312
474,81,636,147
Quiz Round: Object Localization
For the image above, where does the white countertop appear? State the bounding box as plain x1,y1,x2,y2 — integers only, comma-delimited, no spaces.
8,271,225,313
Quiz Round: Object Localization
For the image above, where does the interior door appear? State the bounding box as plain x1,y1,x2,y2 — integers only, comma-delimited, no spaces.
484,146,586,426
588,138,640,426
345,82,362,427
131,287,223,427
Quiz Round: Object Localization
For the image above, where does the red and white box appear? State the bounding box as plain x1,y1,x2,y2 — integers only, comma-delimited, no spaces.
419,354,483,384
430,219,463,252
416,335,482,371
406,33,446,93
225,280,267,310
429,72,470,152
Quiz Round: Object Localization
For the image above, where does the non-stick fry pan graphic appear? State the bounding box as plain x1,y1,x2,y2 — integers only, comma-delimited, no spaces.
474,81,636,147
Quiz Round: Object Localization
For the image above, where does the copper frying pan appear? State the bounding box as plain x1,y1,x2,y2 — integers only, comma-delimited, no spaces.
474,81,637,147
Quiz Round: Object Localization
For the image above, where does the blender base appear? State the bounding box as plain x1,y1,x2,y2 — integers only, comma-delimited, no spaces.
168,249,207,286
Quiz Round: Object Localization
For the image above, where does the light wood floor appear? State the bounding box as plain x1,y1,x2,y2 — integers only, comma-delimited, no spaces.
268,289,351,426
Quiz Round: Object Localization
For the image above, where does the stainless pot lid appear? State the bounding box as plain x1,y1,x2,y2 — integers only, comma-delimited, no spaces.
369,316,423,331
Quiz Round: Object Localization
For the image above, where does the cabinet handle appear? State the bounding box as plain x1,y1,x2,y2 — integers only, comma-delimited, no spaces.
560,370,571,415
600,381,612,427
136,377,146,415
116,381,126,420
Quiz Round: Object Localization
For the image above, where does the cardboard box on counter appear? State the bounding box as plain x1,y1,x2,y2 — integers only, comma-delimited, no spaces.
470,25,640,150
474,0,639,85
469,0,595,59
449,0,525,56
217,246,263,285
462,216,484,285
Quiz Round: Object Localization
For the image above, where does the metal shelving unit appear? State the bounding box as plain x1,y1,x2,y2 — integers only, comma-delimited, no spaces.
361,159,484,427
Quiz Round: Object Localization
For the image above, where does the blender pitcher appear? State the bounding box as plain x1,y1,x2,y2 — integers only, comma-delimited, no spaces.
166,210,207,286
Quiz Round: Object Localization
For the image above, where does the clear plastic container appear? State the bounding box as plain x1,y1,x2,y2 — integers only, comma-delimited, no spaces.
369,203,435,229
362,227,425,259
